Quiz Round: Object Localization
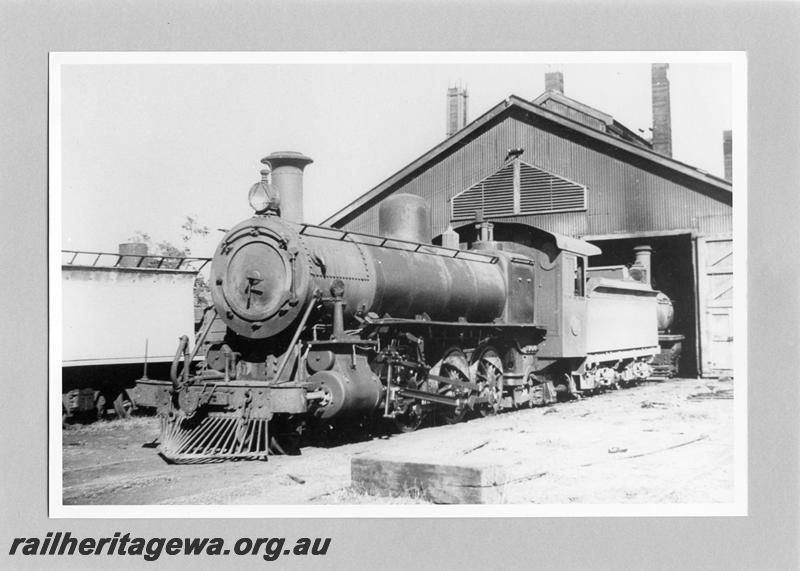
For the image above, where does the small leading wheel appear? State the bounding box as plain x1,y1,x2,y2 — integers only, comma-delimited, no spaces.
393,403,424,433
474,346,503,416
437,347,471,424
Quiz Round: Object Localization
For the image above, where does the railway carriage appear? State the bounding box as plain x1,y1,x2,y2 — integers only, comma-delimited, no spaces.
61,248,208,420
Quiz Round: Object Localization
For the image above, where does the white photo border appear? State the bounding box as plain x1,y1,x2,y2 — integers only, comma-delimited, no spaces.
49,50,748,519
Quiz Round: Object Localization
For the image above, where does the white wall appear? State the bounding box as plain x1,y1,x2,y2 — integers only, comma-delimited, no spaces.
62,267,196,365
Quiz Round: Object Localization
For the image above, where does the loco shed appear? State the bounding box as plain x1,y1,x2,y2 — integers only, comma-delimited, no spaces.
324,90,733,379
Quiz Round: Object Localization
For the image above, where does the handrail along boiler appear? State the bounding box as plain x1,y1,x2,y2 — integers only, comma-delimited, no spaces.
144,152,668,463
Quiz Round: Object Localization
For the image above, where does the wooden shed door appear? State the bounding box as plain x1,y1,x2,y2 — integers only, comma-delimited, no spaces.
696,235,734,377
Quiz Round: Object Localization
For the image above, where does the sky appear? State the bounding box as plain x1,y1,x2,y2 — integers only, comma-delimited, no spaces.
57,54,734,258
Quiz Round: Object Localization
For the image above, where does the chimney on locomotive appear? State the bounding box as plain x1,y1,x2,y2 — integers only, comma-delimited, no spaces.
630,245,653,287
260,151,314,223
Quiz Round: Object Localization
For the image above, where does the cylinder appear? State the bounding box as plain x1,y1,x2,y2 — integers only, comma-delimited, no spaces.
118,242,147,267
308,368,382,420
379,193,432,243
262,151,313,224
632,245,652,286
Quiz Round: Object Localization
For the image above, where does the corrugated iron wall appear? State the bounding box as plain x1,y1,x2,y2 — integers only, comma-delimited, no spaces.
340,114,732,239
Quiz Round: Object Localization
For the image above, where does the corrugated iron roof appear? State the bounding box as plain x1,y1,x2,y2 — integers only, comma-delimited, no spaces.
323,94,732,227
531,90,653,149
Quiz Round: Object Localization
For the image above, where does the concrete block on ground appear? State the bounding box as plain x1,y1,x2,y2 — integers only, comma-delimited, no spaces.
351,455,507,504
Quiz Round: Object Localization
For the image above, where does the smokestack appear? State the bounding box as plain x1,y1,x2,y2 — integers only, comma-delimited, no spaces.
651,63,672,157
545,71,564,93
723,130,733,182
261,151,313,223
446,85,468,137
632,245,652,287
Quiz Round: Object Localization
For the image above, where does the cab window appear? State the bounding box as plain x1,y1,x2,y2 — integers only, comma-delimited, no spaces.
573,256,585,297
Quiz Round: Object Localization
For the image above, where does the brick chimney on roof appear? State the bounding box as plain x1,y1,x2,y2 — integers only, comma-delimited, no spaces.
545,71,564,93
723,130,733,182
446,85,469,137
651,63,672,157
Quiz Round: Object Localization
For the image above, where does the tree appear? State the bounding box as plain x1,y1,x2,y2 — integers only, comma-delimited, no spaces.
179,215,210,256
128,215,213,309
129,215,210,259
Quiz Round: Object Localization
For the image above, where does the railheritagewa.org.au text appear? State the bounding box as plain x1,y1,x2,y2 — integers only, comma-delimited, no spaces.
9,532,331,562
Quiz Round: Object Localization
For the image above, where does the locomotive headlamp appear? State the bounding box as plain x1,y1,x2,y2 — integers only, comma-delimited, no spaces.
248,169,279,214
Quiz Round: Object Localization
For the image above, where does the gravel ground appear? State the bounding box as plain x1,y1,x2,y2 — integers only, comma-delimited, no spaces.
61,377,735,505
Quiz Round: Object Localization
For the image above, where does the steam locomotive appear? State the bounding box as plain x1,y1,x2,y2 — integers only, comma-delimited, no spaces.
135,152,673,463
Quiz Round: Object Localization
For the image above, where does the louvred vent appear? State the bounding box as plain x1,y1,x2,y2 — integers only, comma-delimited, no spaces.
451,160,586,220
519,162,586,213
451,163,515,219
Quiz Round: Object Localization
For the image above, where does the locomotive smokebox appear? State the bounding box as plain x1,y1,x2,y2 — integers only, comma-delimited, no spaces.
262,151,313,223
656,292,675,332
379,193,432,243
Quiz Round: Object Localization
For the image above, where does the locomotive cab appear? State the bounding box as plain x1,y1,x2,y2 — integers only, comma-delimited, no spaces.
528,233,600,360
461,222,600,359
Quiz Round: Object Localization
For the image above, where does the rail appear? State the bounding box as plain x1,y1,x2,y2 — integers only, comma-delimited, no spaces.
298,223,499,264
62,250,211,272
